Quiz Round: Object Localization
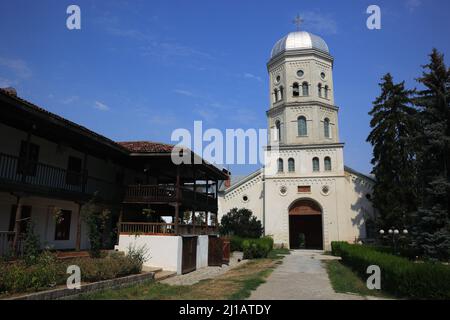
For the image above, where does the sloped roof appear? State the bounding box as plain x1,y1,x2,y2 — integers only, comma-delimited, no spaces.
117,141,175,153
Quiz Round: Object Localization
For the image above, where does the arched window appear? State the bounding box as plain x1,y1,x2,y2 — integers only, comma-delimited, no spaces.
302,82,309,96
277,158,284,173
318,83,322,97
288,158,295,172
324,118,330,138
275,120,281,142
279,86,284,100
324,85,329,99
273,88,278,102
312,157,320,172
324,157,332,171
293,83,300,97
297,116,307,136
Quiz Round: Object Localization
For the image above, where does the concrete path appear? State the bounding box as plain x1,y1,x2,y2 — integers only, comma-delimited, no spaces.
248,250,365,300
161,252,248,286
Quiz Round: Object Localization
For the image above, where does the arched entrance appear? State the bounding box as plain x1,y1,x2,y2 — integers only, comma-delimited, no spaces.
289,199,323,250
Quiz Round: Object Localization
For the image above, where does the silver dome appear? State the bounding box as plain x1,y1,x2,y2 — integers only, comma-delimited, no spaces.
271,31,329,58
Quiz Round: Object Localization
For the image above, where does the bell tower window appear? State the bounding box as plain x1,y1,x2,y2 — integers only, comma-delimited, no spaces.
288,158,295,172
324,85,329,99
275,120,282,142
277,158,284,173
297,116,307,136
293,83,300,97
313,157,320,172
324,118,330,138
279,86,284,100
318,83,323,97
324,157,332,171
302,82,309,96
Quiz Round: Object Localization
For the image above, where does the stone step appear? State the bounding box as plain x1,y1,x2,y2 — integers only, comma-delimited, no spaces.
142,266,163,273
154,270,177,281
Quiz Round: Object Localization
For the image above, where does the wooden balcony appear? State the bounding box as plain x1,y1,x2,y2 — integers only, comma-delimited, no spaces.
123,185,218,211
0,152,122,203
119,222,218,236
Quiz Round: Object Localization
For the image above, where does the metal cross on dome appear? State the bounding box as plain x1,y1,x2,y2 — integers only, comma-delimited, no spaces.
292,14,304,31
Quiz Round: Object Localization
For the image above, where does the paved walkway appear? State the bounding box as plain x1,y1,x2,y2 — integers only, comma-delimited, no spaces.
248,250,365,300
161,252,248,286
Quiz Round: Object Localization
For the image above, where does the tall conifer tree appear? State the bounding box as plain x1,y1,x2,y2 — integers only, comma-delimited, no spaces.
412,49,450,260
367,73,418,229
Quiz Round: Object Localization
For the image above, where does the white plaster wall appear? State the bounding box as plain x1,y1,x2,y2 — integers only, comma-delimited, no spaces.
0,123,122,185
0,192,90,250
219,172,264,223
196,235,209,269
117,234,183,274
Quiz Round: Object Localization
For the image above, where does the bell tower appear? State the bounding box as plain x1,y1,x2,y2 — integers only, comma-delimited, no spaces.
267,28,339,147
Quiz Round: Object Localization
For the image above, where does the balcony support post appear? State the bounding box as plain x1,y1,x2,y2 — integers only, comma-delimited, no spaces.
12,195,22,252
175,166,180,235
75,202,82,251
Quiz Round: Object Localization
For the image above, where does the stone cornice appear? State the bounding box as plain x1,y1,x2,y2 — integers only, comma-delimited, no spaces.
267,49,334,70
266,101,339,116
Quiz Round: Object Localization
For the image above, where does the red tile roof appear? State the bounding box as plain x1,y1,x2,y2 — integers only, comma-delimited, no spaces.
117,141,175,153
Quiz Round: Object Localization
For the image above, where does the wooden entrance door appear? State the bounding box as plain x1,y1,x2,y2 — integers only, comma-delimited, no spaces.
288,199,323,250
182,236,197,274
208,236,223,266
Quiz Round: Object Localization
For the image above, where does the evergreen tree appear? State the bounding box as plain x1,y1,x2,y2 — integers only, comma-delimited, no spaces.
412,49,450,261
367,73,418,229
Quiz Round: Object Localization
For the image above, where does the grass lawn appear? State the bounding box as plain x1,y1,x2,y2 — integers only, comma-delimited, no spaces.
325,260,392,299
78,251,289,300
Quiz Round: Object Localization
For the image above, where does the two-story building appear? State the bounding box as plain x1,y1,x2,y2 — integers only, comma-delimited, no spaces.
0,87,228,274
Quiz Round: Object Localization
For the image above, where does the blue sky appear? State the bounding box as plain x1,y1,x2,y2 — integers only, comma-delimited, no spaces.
1,0,449,176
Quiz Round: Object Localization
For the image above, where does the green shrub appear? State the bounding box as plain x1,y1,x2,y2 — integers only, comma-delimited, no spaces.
331,241,450,299
230,236,246,251
219,208,263,238
242,236,274,259
0,251,62,294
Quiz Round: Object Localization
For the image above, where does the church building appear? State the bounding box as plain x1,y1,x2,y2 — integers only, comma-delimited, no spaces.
219,28,376,251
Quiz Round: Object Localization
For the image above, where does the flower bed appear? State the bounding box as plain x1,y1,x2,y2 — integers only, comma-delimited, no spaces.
331,241,450,299
0,251,144,296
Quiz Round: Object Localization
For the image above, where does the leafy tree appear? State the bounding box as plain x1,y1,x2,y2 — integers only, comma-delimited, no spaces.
367,73,419,229
23,220,41,265
412,49,450,261
81,193,110,258
219,208,263,238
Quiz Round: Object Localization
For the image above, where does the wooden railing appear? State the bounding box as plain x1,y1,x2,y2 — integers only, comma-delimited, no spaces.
123,185,176,203
123,184,216,205
0,231,23,257
119,222,176,235
118,222,218,236
0,152,122,201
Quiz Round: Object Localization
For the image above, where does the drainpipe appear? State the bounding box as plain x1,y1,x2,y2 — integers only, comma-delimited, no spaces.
262,167,266,236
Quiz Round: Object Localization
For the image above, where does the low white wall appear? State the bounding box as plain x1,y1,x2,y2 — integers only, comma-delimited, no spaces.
196,235,209,269
117,235,183,274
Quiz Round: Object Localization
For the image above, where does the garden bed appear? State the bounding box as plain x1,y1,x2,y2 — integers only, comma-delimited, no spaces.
0,250,145,298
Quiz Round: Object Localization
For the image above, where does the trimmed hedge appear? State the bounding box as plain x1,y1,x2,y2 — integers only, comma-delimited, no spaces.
242,237,274,259
331,241,450,299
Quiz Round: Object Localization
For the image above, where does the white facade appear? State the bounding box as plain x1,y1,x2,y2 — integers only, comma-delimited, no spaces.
219,31,375,250
116,234,210,274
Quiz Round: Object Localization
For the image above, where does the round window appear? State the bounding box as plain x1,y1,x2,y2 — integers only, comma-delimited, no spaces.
321,185,330,195
321,72,326,80
242,195,249,202
275,75,281,83
297,70,304,77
